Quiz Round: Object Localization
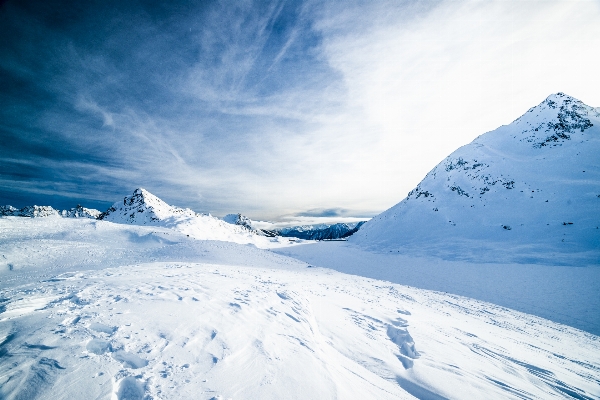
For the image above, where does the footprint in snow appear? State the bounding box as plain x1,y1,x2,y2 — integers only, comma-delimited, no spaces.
86,338,112,355
387,325,420,369
61,315,81,326
114,376,146,400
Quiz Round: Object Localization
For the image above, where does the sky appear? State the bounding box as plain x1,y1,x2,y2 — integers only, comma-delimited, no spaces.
1,0,600,220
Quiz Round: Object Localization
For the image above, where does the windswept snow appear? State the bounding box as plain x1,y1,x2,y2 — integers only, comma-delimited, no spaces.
353,93,600,265
0,218,599,400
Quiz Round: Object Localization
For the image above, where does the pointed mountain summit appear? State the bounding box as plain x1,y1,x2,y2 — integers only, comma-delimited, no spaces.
510,92,597,148
98,188,196,224
352,93,600,265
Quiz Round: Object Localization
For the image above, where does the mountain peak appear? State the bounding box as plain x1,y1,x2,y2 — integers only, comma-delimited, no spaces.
99,188,195,224
508,92,598,148
125,188,169,209
543,91,575,104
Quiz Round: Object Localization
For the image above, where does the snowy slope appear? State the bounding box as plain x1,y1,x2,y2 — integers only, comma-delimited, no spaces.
353,93,600,265
0,217,599,399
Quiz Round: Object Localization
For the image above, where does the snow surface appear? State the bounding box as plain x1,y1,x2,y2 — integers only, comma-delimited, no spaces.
274,241,600,336
1,218,600,399
353,93,600,266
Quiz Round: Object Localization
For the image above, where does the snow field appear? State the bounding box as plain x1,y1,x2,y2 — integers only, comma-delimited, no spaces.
1,261,599,399
275,241,600,336
1,215,600,399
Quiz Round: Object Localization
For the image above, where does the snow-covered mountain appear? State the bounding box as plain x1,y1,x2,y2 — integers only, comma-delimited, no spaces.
98,188,295,247
60,205,101,219
352,93,600,265
278,221,366,240
98,188,197,224
0,205,60,218
1,204,99,219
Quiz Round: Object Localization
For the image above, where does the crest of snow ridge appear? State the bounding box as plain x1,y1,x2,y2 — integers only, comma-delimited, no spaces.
98,188,196,224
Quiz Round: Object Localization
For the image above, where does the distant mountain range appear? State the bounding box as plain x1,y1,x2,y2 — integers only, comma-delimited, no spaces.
1,188,366,241
222,213,367,240
0,204,100,218
352,93,600,264
277,222,366,240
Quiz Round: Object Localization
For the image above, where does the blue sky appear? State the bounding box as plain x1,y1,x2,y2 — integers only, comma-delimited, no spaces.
1,0,599,220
